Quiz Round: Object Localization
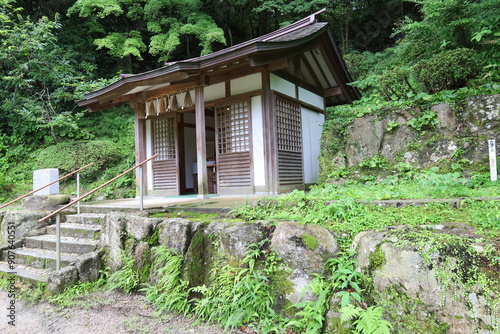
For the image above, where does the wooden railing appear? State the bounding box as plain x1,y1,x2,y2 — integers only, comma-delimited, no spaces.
35,154,157,270
38,154,158,224
0,163,94,210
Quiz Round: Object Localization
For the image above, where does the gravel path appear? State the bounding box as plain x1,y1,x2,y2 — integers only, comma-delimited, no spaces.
0,290,233,334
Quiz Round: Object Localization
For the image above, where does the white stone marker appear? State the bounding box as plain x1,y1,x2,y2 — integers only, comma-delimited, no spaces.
489,139,497,182
33,168,59,195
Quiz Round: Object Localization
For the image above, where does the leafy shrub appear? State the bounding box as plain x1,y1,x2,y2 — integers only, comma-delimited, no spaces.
359,154,388,170
407,110,438,132
377,66,418,100
416,48,483,93
36,140,123,182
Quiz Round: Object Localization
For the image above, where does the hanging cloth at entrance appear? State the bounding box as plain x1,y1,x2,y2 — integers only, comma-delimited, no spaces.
182,90,194,109
145,100,153,118
170,94,179,112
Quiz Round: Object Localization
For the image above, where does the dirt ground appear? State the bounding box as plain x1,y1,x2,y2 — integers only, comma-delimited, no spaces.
0,290,237,334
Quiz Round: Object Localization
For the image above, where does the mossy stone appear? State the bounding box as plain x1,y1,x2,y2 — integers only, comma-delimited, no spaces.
301,233,319,250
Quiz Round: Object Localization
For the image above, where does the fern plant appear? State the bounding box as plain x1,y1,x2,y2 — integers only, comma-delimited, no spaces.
140,246,191,315
340,304,393,334
106,251,140,294
191,239,280,331
286,274,331,333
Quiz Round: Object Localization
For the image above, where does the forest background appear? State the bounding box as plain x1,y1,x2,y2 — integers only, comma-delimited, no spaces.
0,0,499,202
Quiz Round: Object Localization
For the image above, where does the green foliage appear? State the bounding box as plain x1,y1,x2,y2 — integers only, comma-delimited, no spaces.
302,233,319,250
416,168,472,198
36,140,123,181
69,0,226,63
106,251,140,294
416,48,483,93
47,271,109,309
0,3,94,147
94,31,147,60
340,304,393,334
326,252,364,307
141,246,191,315
385,120,400,132
359,154,388,170
407,110,439,132
192,239,279,331
286,274,331,333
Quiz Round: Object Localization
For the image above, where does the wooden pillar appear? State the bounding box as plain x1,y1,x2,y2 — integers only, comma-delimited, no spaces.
133,103,147,196
195,86,208,199
261,69,278,194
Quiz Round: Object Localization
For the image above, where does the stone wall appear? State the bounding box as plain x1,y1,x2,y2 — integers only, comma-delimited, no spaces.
332,94,500,171
104,213,499,333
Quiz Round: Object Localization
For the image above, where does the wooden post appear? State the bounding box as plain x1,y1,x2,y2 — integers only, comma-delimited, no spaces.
261,69,278,194
134,103,147,195
195,86,208,198
489,139,498,181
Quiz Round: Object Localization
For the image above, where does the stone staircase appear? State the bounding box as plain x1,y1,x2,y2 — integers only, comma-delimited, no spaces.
0,213,104,289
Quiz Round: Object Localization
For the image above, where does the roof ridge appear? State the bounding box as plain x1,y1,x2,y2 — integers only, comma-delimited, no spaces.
261,8,326,42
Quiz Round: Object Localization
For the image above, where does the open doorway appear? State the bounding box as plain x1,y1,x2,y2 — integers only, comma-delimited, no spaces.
178,108,217,194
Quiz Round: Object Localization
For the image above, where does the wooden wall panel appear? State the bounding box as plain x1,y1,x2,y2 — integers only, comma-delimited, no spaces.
218,151,251,189
152,160,178,193
278,150,303,185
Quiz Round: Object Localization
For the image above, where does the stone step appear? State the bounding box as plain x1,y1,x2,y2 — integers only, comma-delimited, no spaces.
0,261,50,283
3,248,79,270
46,223,101,239
65,213,106,225
25,235,99,254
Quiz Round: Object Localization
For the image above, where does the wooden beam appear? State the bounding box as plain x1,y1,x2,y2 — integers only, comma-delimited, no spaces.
323,86,342,97
97,72,189,104
300,53,322,88
195,85,208,198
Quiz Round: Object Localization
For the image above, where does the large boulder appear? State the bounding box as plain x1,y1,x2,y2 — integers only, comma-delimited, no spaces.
0,210,52,247
467,94,500,130
346,115,386,167
75,251,101,283
157,218,195,254
182,221,264,288
271,221,338,305
22,195,70,210
100,212,127,271
48,265,79,293
351,226,499,334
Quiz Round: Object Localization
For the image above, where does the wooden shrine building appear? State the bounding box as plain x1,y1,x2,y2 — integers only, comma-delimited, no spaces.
77,9,360,198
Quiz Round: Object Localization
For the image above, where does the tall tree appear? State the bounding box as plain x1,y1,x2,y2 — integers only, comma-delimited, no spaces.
67,0,227,67
0,0,93,147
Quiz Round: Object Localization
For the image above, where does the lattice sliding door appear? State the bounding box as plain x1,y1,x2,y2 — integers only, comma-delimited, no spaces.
216,100,253,194
276,97,303,188
152,116,179,196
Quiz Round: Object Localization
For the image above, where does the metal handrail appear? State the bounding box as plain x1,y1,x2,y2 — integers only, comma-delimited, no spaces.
38,154,158,224
0,163,94,210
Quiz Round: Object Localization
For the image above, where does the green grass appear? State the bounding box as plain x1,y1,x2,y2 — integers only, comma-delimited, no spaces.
230,170,500,242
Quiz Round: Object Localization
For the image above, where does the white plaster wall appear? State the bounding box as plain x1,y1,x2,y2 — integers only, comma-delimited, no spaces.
145,120,153,192
251,96,266,187
270,73,295,98
298,87,324,110
301,107,324,184
231,73,262,96
204,82,225,102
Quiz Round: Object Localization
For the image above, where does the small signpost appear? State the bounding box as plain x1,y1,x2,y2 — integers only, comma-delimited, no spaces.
489,139,498,181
